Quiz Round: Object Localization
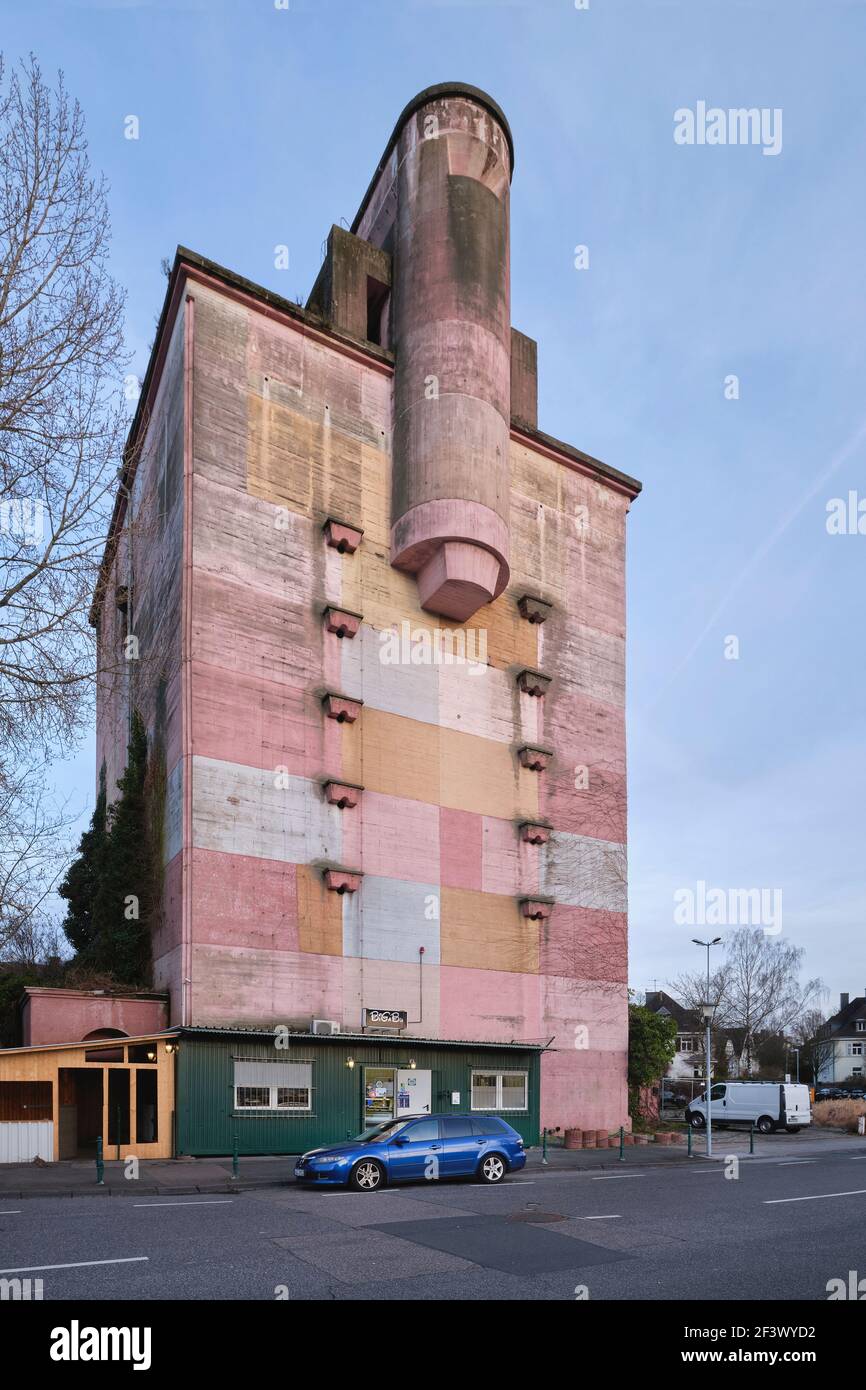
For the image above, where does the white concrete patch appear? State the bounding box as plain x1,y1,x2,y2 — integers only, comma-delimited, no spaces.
542,831,627,913
192,757,339,864
343,874,441,964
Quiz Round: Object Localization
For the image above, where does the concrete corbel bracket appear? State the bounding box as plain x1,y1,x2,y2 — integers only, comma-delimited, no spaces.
323,868,363,895
519,821,551,845
323,780,364,809
519,896,554,921
323,517,364,554
516,668,552,698
518,744,553,772
323,606,363,639
322,692,364,723
517,594,552,624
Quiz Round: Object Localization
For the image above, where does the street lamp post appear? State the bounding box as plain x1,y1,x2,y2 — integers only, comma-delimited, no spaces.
693,937,722,1157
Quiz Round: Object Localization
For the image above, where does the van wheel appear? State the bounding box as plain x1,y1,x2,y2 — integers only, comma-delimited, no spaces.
688,1112,705,1129
478,1153,507,1184
756,1115,775,1135
350,1159,384,1191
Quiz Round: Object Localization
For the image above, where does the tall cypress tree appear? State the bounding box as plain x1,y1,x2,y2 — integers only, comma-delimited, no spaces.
59,763,108,956
91,711,153,984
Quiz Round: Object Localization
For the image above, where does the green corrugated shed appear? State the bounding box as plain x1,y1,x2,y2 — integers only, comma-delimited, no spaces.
175,1027,542,1155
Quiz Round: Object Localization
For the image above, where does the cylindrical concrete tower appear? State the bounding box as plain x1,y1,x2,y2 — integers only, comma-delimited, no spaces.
355,84,513,622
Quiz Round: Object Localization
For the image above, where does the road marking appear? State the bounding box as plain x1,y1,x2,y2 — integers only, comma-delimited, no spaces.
326,1188,399,1195
776,1160,816,1166
591,1174,646,1180
578,1214,621,1220
0,1256,149,1275
0,1210,21,1215
765,1188,866,1205
133,1199,234,1207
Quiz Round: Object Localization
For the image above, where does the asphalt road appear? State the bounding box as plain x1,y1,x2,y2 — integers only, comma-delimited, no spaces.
2,1145,866,1301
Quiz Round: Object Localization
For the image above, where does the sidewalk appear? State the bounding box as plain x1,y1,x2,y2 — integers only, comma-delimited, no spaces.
0,1142,699,1200
3,1132,859,1199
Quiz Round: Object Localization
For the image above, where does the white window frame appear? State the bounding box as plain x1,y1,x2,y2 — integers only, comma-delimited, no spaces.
233,1061,313,1113
235,1086,274,1111
848,1042,864,1057
856,1020,866,1033
470,1069,528,1113
678,1036,694,1053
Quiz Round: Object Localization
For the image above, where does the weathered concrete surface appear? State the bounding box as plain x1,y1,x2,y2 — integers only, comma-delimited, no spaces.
94,88,639,1135
22,990,168,1046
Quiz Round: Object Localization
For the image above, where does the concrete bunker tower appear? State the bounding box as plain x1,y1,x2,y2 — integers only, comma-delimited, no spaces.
354,83,513,622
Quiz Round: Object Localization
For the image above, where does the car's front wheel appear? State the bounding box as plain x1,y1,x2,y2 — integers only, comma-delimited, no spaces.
350,1158,385,1191
478,1152,507,1184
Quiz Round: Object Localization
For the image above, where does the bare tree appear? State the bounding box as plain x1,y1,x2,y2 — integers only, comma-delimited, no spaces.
792,1008,836,1085
0,756,75,957
721,929,821,1073
0,53,126,746
0,54,127,953
671,929,821,1076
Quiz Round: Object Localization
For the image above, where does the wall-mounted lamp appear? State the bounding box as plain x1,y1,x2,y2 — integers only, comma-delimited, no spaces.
408,1059,417,1070
346,1057,355,1070
165,1042,177,1055
146,1050,156,1062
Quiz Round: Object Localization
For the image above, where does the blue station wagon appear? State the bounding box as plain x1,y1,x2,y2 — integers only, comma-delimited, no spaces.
293,1113,526,1191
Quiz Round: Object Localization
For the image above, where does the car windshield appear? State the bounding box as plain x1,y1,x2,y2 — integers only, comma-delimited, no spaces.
351,1120,413,1145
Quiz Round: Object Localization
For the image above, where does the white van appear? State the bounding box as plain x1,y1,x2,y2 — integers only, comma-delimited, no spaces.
686,1082,812,1134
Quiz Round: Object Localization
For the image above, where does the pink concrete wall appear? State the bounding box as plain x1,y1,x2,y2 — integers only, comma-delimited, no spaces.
23,991,168,1046
95,303,187,1020
97,255,635,1132
174,277,633,1130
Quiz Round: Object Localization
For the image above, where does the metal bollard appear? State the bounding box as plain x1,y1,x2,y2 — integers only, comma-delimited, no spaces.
96,1135,104,1185
749,1122,755,1156
687,1124,693,1158
542,1127,548,1165
231,1135,239,1180
619,1126,625,1161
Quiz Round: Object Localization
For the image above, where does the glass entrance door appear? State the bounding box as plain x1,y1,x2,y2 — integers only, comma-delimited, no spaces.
363,1068,395,1127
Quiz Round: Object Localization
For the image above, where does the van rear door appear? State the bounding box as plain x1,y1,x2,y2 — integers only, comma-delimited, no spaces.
783,1084,812,1126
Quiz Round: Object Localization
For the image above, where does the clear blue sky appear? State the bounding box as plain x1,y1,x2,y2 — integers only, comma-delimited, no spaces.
7,0,864,1011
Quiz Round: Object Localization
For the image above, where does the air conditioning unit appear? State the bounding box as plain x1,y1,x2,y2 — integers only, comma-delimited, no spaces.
311,1019,341,1036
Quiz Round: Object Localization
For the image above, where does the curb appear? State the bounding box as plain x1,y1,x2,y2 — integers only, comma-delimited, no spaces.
0,1178,284,1201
